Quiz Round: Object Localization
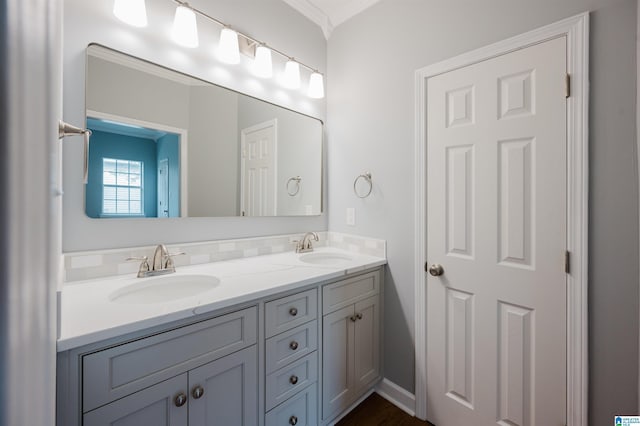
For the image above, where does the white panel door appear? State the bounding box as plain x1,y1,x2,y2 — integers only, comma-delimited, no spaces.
426,37,567,426
241,119,277,216
158,158,169,217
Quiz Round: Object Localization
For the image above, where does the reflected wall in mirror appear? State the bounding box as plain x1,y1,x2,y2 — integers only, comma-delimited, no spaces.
85,44,323,218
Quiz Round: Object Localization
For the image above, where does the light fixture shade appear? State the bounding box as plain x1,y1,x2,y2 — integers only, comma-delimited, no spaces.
218,28,240,64
113,0,147,27
308,72,325,99
253,45,273,78
171,5,199,48
283,60,301,89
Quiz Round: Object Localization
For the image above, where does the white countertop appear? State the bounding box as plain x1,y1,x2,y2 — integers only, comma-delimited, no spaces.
57,247,386,352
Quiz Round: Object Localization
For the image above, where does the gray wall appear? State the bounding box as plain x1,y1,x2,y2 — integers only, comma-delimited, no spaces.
326,0,639,424
188,85,239,217
63,0,327,251
86,56,191,128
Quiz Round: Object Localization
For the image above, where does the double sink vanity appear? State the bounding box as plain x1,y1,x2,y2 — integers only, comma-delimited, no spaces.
58,27,381,426
56,235,386,426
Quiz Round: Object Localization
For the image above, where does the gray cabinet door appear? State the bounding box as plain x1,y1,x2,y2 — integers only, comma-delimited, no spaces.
83,307,257,412
353,295,380,393
321,305,354,420
83,374,188,426
189,346,258,426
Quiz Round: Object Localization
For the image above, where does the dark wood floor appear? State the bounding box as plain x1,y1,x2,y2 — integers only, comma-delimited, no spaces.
336,393,434,426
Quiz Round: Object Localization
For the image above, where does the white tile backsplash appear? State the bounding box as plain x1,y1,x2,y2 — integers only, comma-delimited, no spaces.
70,254,103,269
62,232,386,282
189,254,211,265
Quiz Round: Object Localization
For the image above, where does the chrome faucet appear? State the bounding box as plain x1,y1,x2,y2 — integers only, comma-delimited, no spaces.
295,232,319,253
127,244,185,278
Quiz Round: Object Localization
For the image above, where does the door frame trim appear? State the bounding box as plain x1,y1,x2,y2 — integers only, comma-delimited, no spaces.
413,13,589,425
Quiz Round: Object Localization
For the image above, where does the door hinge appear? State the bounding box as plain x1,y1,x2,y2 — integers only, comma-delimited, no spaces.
565,73,571,98
564,250,571,274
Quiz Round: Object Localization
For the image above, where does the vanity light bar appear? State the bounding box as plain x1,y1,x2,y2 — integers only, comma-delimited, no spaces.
170,0,324,97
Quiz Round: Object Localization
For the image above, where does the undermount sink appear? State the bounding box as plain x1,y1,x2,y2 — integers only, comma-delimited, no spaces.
299,252,353,265
110,274,220,304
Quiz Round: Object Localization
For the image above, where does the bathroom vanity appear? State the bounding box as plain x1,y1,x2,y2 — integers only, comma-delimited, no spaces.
56,246,385,426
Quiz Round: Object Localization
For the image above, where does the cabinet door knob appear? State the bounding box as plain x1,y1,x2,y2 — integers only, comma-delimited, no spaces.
350,315,357,322
289,415,298,425
289,375,299,385
174,393,187,407
192,385,204,399
289,307,298,316
356,313,363,320
289,341,299,350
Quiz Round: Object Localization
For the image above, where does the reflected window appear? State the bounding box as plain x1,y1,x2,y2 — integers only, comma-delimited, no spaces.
102,158,144,216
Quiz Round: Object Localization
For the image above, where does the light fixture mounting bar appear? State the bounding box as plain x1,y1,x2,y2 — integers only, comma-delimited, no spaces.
170,0,321,75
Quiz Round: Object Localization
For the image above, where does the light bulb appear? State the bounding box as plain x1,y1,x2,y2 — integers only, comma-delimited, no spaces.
113,0,147,27
218,28,240,64
308,72,324,99
283,60,301,89
171,5,199,48
253,45,273,78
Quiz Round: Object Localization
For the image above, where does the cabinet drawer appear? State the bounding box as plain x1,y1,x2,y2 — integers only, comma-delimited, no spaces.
323,270,379,314
266,321,317,374
266,352,318,411
83,306,257,412
265,384,317,426
265,288,317,338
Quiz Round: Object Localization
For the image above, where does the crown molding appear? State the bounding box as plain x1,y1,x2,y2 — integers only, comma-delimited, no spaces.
281,0,334,39
330,0,382,27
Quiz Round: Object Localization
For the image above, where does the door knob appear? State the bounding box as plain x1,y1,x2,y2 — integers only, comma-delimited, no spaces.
428,264,444,277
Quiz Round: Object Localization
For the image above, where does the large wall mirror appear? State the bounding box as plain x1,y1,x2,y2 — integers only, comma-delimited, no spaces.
85,44,323,219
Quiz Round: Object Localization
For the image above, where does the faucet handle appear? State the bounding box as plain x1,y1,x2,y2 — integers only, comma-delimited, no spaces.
167,252,186,257
126,256,150,278
164,252,186,271
291,239,305,253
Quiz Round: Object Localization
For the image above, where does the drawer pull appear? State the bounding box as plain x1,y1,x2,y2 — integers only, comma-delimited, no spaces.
289,307,298,316
174,393,187,407
356,313,363,320
289,341,299,350
289,415,298,425
192,385,204,399
289,375,299,385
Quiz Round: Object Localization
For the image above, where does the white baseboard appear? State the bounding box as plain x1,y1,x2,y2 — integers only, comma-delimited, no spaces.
375,378,416,416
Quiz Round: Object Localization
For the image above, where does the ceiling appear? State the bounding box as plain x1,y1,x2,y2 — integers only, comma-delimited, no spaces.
281,0,382,39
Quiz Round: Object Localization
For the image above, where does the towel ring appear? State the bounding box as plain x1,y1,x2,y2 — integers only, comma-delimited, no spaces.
286,176,302,196
354,172,372,198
